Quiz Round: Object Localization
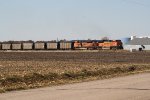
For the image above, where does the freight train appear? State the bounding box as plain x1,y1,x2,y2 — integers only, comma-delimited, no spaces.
0,40,123,50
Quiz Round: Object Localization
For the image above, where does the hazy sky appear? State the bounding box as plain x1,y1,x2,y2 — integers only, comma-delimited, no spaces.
0,0,150,41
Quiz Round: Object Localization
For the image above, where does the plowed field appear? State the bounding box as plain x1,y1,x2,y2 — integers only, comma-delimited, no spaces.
0,51,150,76
0,51,150,92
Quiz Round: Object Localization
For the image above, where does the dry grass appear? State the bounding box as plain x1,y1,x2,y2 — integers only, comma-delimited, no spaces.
0,51,150,92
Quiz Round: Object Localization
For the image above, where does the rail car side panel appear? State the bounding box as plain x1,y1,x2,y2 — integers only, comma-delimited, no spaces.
59,42,73,50
0,44,2,50
46,42,58,50
12,44,22,50
34,43,45,50
22,43,33,50
2,44,11,50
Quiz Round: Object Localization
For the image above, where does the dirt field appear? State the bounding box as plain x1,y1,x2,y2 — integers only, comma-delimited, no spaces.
0,51,149,76
0,50,150,92
0,50,150,63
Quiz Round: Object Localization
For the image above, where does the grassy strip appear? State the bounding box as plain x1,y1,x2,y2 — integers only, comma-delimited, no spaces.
0,65,150,93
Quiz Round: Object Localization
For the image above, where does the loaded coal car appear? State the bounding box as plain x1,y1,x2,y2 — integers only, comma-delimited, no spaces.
22,40,34,50
34,41,46,50
2,41,12,50
46,41,58,50
59,40,74,50
11,41,22,50
0,42,2,50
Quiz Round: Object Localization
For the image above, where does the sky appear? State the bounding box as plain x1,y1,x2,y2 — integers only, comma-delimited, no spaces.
0,0,150,41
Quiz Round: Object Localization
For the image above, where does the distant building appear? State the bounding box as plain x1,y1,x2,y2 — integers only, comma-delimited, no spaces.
124,36,150,51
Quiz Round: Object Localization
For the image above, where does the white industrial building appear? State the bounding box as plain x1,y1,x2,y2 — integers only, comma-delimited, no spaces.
124,36,150,51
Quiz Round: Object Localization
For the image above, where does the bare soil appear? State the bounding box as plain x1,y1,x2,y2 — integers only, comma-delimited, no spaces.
0,50,150,92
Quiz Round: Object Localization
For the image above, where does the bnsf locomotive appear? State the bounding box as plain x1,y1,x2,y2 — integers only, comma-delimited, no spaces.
0,40,123,50
74,40,123,50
